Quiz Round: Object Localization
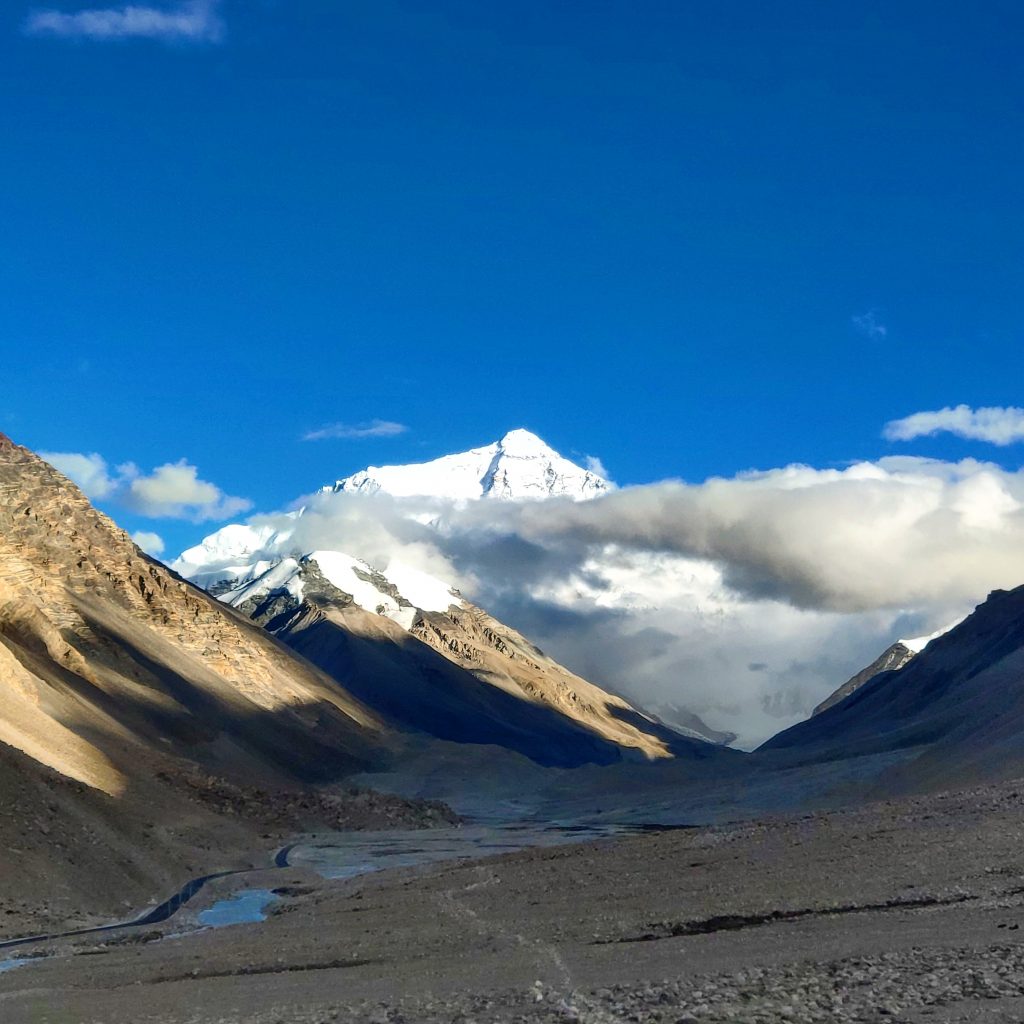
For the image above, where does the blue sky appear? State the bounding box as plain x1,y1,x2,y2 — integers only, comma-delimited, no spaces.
3,0,1023,556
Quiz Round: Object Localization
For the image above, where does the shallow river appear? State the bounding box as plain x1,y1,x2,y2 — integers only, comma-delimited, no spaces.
0,819,682,970
288,820,667,880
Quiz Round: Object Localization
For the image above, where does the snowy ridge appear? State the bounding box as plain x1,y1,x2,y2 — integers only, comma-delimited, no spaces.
899,617,966,655
219,550,460,631
173,522,296,585
172,524,460,629
328,428,610,502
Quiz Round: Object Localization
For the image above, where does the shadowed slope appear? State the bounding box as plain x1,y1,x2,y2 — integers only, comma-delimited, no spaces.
761,585,1024,788
812,641,916,717
241,569,725,767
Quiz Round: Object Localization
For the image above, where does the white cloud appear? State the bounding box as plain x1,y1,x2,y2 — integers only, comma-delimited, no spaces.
303,420,409,442
499,457,1024,612
852,310,887,340
124,460,252,520
24,0,224,43
884,404,1024,446
584,455,610,479
131,531,165,556
41,451,250,522
39,451,118,499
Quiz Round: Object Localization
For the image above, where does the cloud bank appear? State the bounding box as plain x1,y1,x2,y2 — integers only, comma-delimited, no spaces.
494,457,1024,613
303,420,409,442
24,0,224,43
41,451,250,521
202,450,1024,747
885,405,1024,446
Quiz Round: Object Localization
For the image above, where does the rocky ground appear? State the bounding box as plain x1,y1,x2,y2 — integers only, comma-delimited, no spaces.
4,778,1024,1023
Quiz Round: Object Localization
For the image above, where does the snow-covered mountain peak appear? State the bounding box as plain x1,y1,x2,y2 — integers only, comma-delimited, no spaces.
171,430,610,615
495,428,555,458
329,428,611,502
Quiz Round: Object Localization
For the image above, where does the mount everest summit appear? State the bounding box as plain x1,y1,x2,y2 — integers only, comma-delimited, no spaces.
171,428,613,638
326,428,611,502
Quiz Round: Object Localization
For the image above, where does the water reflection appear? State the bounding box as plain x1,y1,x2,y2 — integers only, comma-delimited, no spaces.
197,889,277,928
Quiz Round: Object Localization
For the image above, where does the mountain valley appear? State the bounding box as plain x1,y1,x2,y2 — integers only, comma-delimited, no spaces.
4,429,1024,1024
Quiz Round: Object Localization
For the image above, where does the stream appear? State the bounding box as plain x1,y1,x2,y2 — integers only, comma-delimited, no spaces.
0,819,684,973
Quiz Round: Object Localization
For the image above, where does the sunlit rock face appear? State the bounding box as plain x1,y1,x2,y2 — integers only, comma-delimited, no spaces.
2,431,386,794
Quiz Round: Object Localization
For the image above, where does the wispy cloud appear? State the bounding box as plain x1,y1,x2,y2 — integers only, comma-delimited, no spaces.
37,451,119,498
40,451,250,521
884,404,1024,446
303,420,409,442
131,530,166,556
852,310,888,340
584,455,610,480
24,0,224,43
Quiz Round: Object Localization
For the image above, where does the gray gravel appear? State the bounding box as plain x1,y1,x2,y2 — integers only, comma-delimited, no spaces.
316,943,1024,1023
8,777,1024,1024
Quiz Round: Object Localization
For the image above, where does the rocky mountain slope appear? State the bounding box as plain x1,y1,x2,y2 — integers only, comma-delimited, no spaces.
0,433,448,937
811,641,917,716
1,433,388,786
172,432,726,764
811,619,964,716
328,428,610,501
761,586,1024,788
202,551,714,766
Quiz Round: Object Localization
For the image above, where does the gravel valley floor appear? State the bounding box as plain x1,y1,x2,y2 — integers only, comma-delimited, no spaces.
5,778,1024,1023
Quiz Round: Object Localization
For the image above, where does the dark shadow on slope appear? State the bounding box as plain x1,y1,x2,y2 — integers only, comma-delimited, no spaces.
275,613,624,768
9,607,387,785
268,607,736,769
756,586,1024,784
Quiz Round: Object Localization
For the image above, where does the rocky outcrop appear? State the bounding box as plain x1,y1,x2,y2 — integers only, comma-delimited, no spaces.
409,602,666,749
812,641,916,716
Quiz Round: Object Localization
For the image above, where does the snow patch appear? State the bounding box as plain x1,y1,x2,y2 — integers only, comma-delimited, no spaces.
383,558,458,612
899,617,967,655
222,558,305,608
